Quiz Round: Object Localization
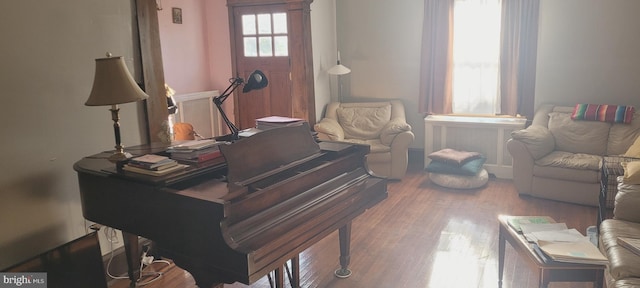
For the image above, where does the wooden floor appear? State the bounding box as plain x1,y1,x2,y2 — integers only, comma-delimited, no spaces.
108,158,599,288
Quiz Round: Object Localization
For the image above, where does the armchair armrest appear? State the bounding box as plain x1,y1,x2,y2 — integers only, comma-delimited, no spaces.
313,118,345,141
380,118,412,146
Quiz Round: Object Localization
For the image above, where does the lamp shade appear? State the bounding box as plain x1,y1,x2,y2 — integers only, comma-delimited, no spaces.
327,63,351,76
85,56,149,106
242,70,269,93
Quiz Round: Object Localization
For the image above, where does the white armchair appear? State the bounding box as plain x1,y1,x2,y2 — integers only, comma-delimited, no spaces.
314,100,414,179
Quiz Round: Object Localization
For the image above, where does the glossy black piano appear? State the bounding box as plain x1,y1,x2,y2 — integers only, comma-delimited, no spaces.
74,123,387,288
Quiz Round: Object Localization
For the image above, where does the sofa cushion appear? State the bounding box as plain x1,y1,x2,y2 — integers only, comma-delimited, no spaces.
611,278,640,288
535,151,601,171
533,164,600,183
570,104,635,124
615,176,640,222
622,162,640,185
548,112,610,155
337,105,391,140
624,136,640,158
533,151,601,183
510,126,555,160
608,112,640,155
599,219,640,281
427,148,483,166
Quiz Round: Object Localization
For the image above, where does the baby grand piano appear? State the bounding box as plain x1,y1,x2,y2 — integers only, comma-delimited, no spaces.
74,123,387,288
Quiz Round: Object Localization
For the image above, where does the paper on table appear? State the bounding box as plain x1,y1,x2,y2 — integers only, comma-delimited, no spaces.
526,228,587,244
520,222,567,234
537,239,608,265
521,222,567,243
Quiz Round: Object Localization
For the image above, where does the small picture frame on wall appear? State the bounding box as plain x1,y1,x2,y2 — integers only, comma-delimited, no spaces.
172,7,182,24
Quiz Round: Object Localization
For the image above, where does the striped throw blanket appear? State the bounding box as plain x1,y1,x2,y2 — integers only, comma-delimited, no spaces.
571,104,635,124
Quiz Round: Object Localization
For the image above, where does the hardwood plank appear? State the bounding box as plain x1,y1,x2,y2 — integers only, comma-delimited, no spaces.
108,156,598,288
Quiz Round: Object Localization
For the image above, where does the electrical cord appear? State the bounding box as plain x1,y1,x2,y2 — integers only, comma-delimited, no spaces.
103,227,130,280
93,225,172,286
135,248,171,286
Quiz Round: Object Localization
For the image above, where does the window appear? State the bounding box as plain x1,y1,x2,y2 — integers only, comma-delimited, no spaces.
451,0,501,114
242,12,288,57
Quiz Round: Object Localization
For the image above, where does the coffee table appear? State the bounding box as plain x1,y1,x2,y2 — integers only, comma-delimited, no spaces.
498,215,605,288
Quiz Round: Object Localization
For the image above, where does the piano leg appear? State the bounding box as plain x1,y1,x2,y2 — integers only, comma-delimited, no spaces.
122,232,141,286
275,267,284,288
290,256,300,287
335,222,353,278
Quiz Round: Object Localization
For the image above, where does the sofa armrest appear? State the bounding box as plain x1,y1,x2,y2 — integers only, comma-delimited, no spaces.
509,126,555,160
380,118,412,146
313,118,345,141
507,138,535,195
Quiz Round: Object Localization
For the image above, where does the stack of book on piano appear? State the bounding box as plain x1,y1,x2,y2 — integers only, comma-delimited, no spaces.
168,139,225,164
123,154,187,176
255,116,305,131
508,216,608,265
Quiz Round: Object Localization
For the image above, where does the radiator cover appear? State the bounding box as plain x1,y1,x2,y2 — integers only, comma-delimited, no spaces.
424,115,526,179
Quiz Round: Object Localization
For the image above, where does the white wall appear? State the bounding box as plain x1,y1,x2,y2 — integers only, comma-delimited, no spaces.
337,0,425,149
336,0,640,151
535,0,640,108
0,0,142,269
311,0,338,121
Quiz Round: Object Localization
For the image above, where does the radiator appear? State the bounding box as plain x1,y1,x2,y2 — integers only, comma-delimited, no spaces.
173,90,221,139
424,115,526,179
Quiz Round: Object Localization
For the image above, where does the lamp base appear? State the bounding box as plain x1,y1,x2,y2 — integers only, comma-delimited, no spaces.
108,151,132,163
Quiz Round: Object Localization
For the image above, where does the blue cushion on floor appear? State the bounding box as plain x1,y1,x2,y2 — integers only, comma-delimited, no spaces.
425,157,486,176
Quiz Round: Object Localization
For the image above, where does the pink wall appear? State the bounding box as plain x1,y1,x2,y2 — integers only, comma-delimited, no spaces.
205,0,233,94
158,0,232,95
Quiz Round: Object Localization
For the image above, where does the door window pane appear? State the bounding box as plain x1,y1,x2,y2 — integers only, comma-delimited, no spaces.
273,13,287,34
244,37,257,57
242,15,256,35
257,14,272,34
259,37,273,56
274,36,288,56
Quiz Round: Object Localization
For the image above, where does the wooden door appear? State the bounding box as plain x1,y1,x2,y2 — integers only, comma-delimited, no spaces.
228,0,315,130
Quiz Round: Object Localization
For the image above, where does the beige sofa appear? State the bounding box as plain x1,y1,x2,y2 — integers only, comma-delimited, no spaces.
313,100,414,180
507,104,640,206
599,176,640,287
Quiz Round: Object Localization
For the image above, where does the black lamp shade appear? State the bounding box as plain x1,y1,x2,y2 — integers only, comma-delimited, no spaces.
242,70,268,93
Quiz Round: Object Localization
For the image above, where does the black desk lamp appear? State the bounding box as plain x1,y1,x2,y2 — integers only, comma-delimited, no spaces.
213,70,268,141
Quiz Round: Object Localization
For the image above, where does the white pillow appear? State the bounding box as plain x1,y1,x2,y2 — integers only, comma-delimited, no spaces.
429,169,489,189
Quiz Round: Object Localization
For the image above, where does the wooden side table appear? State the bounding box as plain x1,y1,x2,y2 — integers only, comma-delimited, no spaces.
498,215,604,288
